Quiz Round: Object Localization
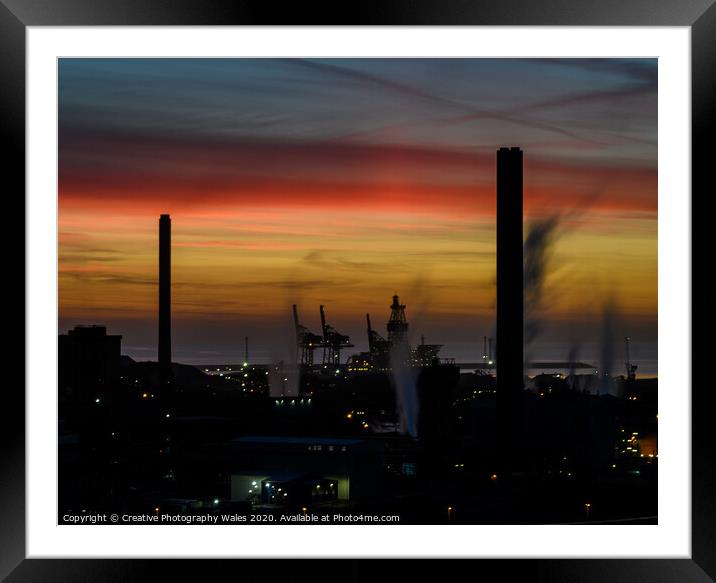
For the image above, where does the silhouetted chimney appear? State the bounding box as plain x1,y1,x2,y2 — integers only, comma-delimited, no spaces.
159,214,171,382
496,147,524,468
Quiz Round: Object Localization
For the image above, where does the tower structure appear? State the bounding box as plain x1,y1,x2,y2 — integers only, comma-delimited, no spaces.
496,147,524,468
386,294,409,346
158,214,172,383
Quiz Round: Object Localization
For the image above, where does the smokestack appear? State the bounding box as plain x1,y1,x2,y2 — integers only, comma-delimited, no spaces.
496,147,524,468
158,214,171,382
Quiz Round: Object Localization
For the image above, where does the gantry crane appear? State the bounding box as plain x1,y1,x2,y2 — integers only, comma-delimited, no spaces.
319,305,353,366
292,304,323,366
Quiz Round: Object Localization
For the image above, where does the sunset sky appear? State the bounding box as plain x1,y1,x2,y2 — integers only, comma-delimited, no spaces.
58,58,657,372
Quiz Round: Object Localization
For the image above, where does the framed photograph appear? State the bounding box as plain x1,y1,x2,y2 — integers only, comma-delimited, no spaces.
4,0,714,580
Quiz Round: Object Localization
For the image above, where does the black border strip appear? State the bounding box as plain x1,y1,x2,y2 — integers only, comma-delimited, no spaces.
0,0,714,25
2,1,714,580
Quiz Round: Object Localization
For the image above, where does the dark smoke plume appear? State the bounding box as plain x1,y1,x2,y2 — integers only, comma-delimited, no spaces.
523,214,561,362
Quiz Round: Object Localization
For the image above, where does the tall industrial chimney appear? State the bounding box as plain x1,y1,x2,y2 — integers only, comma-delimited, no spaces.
158,214,171,382
496,147,524,468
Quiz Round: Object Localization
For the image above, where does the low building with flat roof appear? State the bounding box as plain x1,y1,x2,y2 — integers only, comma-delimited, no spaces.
229,436,384,503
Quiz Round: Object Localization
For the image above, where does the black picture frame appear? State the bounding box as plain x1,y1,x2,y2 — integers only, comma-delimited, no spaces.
2,1,714,580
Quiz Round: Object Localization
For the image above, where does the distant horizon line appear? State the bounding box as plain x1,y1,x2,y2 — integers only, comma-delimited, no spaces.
121,356,658,378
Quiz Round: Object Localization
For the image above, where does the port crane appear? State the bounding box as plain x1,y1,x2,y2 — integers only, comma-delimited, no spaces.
320,305,353,366
292,304,323,366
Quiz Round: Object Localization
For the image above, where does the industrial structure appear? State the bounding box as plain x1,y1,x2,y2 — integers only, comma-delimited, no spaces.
291,294,450,374
413,335,444,368
366,313,391,370
624,336,638,381
229,436,384,505
346,294,448,372
496,147,524,467
58,325,122,404
320,305,353,365
158,214,172,383
386,294,409,347
293,304,323,366
292,304,355,367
